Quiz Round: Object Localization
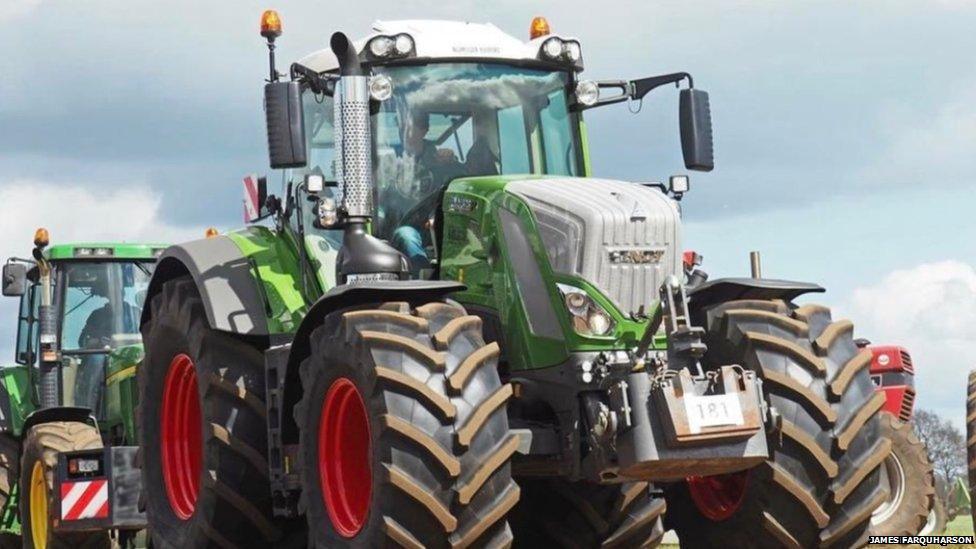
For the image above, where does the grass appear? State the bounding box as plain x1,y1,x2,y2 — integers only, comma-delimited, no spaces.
659,516,976,548
947,515,975,536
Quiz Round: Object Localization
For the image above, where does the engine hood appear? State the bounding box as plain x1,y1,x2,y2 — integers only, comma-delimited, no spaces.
505,177,682,317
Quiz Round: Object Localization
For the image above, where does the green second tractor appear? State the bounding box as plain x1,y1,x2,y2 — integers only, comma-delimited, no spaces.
136,13,889,548
0,235,163,548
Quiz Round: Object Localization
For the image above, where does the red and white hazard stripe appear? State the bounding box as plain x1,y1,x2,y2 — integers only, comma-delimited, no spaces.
60,479,109,521
243,174,261,223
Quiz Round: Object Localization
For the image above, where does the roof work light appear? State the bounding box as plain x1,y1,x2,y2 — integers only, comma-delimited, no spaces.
260,10,282,39
33,227,49,248
530,16,551,39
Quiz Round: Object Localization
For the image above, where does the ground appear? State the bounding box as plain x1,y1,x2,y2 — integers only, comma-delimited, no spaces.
659,516,976,548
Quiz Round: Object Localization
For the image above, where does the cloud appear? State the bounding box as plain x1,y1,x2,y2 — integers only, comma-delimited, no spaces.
841,261,976,430
856,83,976,188
0,181,205,249
0,181,206,361
0,0,41,22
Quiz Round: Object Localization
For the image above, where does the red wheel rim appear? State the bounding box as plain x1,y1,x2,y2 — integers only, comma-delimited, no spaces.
160,353,202,520
319,378,372,538
687,470,750,521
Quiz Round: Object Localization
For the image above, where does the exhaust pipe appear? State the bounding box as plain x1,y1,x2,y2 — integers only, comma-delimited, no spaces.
749,251,762,279
331,32,372,220
330,32,407,282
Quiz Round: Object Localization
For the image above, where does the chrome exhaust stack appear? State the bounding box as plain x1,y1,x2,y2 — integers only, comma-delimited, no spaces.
330,32,407,282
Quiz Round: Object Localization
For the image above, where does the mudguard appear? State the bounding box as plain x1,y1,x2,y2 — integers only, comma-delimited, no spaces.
142,236,270,336
22,407,96,433
688,277,824,310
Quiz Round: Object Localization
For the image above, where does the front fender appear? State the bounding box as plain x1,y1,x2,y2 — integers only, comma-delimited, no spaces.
689,277,825,310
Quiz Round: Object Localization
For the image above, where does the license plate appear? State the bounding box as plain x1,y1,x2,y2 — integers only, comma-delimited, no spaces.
685,394,745,434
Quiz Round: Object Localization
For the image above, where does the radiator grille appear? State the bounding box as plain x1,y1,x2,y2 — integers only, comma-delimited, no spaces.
899,387,916,422
508,178,682,317
899,350,914,374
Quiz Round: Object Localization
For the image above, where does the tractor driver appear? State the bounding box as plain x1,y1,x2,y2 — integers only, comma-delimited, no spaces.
78,278,140,349
389,113,464,275
387,113,501,275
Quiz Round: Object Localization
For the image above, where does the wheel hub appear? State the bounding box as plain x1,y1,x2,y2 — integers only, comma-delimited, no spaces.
319,378,372,538
687,470,750,521
30,460,48,549
160,353,202,520
871,452,906,525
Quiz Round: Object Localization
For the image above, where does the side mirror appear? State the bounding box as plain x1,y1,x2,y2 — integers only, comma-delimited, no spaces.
679,89,714,172
2,263,27,297
264,81,307,169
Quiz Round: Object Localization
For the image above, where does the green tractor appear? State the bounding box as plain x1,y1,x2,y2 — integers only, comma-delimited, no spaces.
137,12,888,548
0,233,163,548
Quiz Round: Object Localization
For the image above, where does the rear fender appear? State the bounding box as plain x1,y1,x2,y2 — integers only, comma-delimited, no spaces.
142,236,271,335
141,228,311,336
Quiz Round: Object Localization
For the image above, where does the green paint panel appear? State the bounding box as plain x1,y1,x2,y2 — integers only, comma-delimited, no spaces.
0,365,35,437
441,175,660,371
226,227,311,334
102,344,143,444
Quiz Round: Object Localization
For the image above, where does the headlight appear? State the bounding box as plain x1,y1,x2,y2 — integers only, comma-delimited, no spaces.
369,74,393,101
557,283,615,337
542,37,564,59
368,34,415,59
575,80,599,106
369,36,394,57
393,34,414,55
563,41,582,62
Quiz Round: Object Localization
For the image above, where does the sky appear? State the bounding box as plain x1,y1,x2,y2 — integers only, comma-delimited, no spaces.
0,0,973,427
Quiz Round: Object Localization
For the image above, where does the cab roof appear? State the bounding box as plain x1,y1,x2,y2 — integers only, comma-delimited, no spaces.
45,242,167,261
297,19,579,73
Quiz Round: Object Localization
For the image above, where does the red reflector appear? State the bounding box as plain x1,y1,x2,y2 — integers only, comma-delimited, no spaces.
60,479,109,520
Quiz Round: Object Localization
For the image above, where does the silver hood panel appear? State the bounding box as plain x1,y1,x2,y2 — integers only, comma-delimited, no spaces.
506,178,682,317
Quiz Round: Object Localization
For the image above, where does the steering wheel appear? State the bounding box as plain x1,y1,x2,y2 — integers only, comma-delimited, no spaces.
397,190,443,236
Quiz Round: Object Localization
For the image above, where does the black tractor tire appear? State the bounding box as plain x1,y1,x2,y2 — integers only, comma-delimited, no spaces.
20,422,110,549
967,369,976,531
665,300,888,548
138,276,279,548
919,492,948,535
294,301,520,548
869,413,934,535
510,479,666,548
0,434,19,548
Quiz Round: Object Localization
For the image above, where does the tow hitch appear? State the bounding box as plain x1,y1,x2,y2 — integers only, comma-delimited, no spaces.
614,277,770,481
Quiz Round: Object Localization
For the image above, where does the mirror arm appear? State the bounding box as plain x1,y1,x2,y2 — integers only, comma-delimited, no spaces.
630,72,694,101
290,63,338,96
574,73,695,111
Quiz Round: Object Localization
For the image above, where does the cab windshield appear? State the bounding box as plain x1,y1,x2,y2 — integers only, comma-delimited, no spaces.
296,63,580,272
371,63,580,240
57,260,153,416
59,261,153,352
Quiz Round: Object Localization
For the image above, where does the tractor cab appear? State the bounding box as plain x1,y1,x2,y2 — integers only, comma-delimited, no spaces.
4,240,164,423
257,18,711,289
0,234,164,545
